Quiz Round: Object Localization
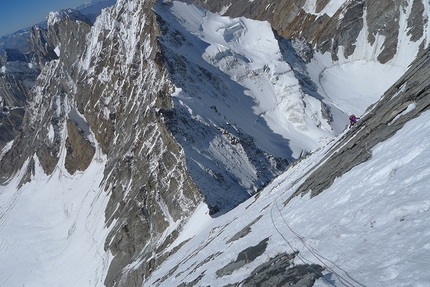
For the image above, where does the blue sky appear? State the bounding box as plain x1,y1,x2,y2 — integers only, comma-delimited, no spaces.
0,0,87,37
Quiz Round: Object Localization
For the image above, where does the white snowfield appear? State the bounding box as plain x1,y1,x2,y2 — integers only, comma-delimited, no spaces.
0,152,113,287
146,110,430,287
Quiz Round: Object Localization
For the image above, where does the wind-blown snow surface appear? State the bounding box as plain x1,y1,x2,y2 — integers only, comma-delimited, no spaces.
0,151,112,286
146,110,430,286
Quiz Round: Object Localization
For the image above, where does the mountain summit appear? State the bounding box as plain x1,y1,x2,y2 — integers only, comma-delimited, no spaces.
0,0,429,286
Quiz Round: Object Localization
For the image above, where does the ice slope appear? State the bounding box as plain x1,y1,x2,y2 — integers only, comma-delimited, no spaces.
146,109,430,286
0,149,112,287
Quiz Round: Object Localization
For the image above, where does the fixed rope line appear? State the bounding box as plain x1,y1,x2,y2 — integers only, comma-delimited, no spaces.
269,198,337,287
274,200,356,287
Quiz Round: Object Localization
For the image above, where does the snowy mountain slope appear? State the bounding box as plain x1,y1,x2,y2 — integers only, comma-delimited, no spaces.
157,2,335,158
290,47,430,201
152,1,428,215
192,0,430,127
145,46,430,286
146,111,430,287
0,0,429,286
153,2,341,215
2,0,204,286
0,152,112,287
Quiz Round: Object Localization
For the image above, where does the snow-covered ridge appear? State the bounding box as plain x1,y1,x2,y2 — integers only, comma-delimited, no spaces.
48,9,78,26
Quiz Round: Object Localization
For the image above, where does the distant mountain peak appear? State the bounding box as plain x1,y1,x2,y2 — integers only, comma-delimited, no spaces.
47,9,92,27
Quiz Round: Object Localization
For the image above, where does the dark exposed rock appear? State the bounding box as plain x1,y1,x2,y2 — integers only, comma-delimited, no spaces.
216,238,270,277
18,157,35,188
177,272,206,287
27,26,59,66
366,0,400,63
0,54,38,150
0,67,33,107
226,215,263,244
406,0,425,42
0,106,25,150
238,252,323,287
315,0,331,13
167,252,222,286
64,119,95,174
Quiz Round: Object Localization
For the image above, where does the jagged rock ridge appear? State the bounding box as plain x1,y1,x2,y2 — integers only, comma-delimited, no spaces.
0,0,429,286
0,0,119,151
1,1,201,286
2,0,292,285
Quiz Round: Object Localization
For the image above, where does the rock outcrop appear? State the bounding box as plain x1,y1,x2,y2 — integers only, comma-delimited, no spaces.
0,48,39,150
191,0,428,63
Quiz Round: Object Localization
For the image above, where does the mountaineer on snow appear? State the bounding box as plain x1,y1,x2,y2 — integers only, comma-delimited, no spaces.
349,114,360,127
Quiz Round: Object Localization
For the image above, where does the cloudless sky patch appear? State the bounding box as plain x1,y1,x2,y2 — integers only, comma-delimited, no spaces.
0,0,88,37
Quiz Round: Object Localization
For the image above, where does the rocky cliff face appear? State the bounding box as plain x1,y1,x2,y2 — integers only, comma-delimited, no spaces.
192,0,428,64
0,47,39,151
1,2,201,286
0,1,120,152
76,2,203,285
0,10,93,182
